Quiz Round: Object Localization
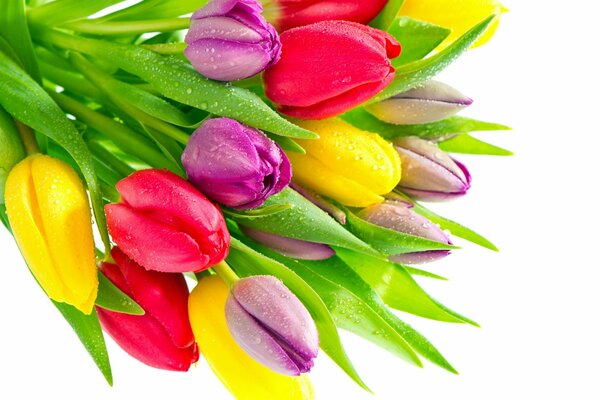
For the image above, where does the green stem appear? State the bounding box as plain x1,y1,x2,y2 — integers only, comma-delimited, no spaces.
87,140,135,178
63,18,190,36
142,42,187,55
212,261,239,288
117,99,190,144
15,121,39,155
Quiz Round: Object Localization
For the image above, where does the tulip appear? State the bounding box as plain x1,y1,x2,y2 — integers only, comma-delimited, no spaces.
358,200,452,264
4,154,98,314
394,136,471,201
0,107,25,202
105,169,230,273
184,0,281,81
225,275,319,375
286,118,401,207
189,275,315,399
263,20,401,119
365,80,473,125
398,0,506,48
182,118,291,210
240,225,335,260
97,248,199,371
264,0,388,31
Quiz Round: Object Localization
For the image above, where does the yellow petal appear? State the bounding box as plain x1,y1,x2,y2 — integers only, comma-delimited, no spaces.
399,0,505,48
189,276,315,400
5,155,98,314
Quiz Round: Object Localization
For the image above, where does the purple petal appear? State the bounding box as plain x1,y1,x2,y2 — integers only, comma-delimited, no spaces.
186,16,264,43
241,226,335,260
390,250,451,265
192,0,262,20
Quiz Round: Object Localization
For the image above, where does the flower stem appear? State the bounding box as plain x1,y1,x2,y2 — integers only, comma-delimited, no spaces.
15,122,39,155
63,18,190,36
212,261,239,288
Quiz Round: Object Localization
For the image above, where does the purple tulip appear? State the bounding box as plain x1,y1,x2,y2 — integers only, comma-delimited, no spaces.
182,118,291,209
240,225,335,260
184,0,282,81
358,200,451,264
394,136,471,201
225,275,319,375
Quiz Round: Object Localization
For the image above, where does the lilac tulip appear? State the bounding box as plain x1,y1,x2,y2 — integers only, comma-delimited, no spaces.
358,200,452,264
394,136,471,201
182,118,291,209
184,0,282,81
225,275,319,375
240,225,335,260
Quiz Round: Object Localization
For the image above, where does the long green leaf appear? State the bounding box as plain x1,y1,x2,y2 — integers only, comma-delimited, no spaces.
369,14,496,104
343,109,510,141
52,303,113,385
370,0,405,31
0,204,11,231
98,0,207,21
439,133,514,156
0,50,111,254
388,17,451,66
39,30,316,140
231,188,379,256
227,237,371,392
96,273,145,315
28,0,122,26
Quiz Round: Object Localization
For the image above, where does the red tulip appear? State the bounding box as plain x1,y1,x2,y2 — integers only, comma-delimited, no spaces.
105,169,230,273
97,248,199,371
273,0,388,31
263,20,400,119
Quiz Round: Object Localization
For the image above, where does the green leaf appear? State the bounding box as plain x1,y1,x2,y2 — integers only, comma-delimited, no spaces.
369,14,497,104
0,50,111,254
388,17,451,66
370,0,405,31
28,0,122,26
0,204,11,231
345,209,456,255
266,133,305,154
98,0,207,21
335,247,475,325
0,0,41,82
223,204,293,221
227,237,371,392
439,133,513,156
40,30,316,140
96,273,144,315
343,109,510,141
405,266,448,281
52,303,113,385
230,188,379,256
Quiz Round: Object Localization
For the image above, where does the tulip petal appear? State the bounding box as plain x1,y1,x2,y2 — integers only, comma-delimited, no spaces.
241,226,335,260
189,276,315,399
187,16,264,43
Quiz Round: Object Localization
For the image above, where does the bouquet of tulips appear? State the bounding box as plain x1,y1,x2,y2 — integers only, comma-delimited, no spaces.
0,0,510,398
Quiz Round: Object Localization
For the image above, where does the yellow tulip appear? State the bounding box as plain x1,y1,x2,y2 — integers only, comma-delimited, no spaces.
398,0,506,48
189,275,315,400
5,154,98,314
287,118,401,208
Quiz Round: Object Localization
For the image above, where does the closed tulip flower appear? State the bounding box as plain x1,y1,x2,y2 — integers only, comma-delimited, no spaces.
0,107,25,201
189,275,315,399
358,200,452,264
4,154,98,314
182,118,291,209
265,0,388,31
105,169,230,273
225,275,319,376
97,248,199,371
286,118,401,207
263,20,401,119
185,0,281,81
398,0,506,48
394,136,471,201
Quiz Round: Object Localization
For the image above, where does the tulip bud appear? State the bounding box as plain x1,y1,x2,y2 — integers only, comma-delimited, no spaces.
225,275,319,376
0,108,25,202
184,0,282,81
365,80,473,125
5,154,98,314
182,118,291,210
240,225,335,260
263,20,401,119
105,169,230,273
398,0,506,48
394,136,471,201
358,200,451,264
97,248,199,371
189,275,315,399
264,0,388,31
286,118,401,207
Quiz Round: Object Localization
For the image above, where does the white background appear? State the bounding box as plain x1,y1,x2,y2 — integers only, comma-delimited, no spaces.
2,0,600,399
